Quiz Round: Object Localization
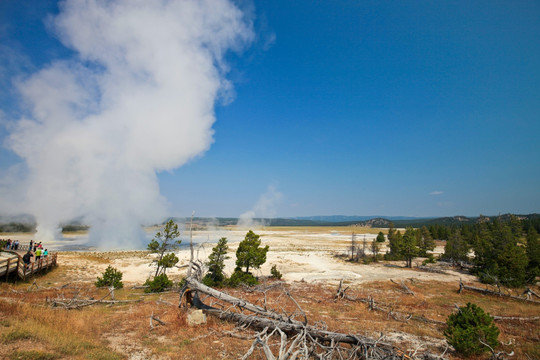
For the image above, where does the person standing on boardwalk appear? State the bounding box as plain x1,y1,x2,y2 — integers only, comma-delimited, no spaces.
35,248,42,262
29,240,33,251
22,251,33,270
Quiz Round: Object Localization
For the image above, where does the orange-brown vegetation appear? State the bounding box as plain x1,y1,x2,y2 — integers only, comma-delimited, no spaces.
1,267,539,359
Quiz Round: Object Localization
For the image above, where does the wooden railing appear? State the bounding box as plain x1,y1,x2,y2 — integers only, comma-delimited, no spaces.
1,248,57,280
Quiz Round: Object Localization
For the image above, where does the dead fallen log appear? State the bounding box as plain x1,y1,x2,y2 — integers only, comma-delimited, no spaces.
47,287,142,309
493,315,540,322
458,279,540,305
416,265,448,275
181,277,414,359
48,297,142,309
182,277,304,326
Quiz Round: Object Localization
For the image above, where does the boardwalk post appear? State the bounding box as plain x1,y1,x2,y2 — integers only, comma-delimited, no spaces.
5,258,10,282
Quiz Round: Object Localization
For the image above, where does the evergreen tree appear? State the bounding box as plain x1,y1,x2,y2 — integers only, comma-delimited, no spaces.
496,241,528,287
400,227,418,268
95,266,123,289
444,303,499,356
473,220,529,287
235,230,269,274
526,227,540,282
444,230,469,265
387,223,396,243
147,219,181,276
418,226,435,256
387,230,403,259
376,231,385,243
203,237,230,286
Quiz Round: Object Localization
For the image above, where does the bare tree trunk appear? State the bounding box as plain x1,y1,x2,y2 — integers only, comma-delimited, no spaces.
187,211,195,278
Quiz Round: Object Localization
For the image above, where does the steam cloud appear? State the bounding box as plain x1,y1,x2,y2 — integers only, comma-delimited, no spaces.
237,185,283,228
1,0,253,248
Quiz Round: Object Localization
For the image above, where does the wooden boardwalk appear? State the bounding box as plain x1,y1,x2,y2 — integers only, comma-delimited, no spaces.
0,246,57,281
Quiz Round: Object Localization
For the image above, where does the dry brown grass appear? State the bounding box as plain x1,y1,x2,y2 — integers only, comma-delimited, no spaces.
1,269,539,359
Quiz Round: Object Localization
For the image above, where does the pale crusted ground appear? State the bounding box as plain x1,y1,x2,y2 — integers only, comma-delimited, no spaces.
2,227,475,285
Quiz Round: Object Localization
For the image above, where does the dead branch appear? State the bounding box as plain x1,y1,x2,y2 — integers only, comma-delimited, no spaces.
458,279,540,305
334,284,444,326
390,279,414,296
150,311,168,330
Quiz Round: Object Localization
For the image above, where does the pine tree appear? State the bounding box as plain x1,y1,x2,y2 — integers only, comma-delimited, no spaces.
400,227,418,268
388,230,403,259
526,227,540,282
387,223,396,243
203,237,230,286
235,230,269,274
418,226,435,256
444,230,469,265
147,219,181,276
444,303,499,356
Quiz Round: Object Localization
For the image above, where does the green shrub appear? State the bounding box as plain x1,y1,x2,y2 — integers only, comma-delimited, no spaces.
444,302,499,356
144,273,172,293
227,269,258,287
422,254,436,265
202,273,223,287
95,266,123,289
270,265,282,279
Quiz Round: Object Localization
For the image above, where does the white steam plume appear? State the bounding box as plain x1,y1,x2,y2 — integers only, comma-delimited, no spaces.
2,0,253,248
238,185,283,228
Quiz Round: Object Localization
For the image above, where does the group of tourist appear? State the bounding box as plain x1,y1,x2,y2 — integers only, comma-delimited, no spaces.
22,240,50,269
1,239,50,270
4,239,20,250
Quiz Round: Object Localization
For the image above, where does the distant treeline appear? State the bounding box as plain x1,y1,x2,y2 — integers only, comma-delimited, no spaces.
0,222,35,233
422,215,540,241
167,214,540,229
0,222,89,233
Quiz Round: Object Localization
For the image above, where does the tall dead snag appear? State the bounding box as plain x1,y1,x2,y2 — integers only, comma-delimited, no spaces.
180,277,412,359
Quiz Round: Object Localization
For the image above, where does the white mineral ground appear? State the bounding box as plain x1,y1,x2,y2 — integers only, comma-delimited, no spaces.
1,227,476,284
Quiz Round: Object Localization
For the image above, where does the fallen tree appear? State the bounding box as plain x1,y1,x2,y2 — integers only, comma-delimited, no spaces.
179,262,420,359
458,279,540,305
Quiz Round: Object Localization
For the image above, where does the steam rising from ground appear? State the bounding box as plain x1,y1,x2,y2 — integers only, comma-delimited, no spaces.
2,0,253,248
237,185,283,228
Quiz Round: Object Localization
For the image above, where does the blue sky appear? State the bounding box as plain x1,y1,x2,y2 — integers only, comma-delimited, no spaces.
1,0,539,219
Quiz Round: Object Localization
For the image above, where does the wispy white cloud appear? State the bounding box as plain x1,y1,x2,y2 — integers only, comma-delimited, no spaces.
429,191,444,195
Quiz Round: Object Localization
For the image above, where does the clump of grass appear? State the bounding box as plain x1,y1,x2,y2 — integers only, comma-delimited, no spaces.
8,350,58,360
1,328,36,343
